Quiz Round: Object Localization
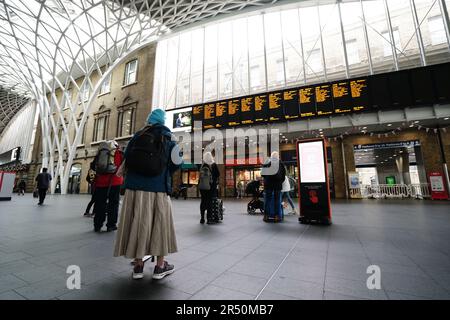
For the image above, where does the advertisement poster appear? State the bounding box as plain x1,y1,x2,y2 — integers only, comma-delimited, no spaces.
429,172,448,200
348,172,360,189
298,141,326,183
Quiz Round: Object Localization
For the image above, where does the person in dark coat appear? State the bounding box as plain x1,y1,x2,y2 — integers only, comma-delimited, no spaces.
18,179,26,195
261,151,286,222
35,168,52,205
198,152,220,224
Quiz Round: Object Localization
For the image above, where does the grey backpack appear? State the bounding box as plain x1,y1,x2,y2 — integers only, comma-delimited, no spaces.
198,165,212,190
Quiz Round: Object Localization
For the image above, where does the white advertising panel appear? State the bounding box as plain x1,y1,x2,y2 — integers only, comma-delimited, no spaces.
166,107,192,132
298,140,326,183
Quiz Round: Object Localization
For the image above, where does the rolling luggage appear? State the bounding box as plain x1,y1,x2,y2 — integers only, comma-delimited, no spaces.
211,197,224,221
263,190,283,223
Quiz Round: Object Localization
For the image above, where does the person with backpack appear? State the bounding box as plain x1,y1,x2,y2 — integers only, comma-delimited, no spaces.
35,168,52,205
261,151,286,223
114,109,182,280
83,161,96,217
198,152,220,224
92,140,124,232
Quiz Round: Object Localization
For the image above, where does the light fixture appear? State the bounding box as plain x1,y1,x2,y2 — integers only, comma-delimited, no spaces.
445,117,449,120
387,124,392,127
414,120,420,124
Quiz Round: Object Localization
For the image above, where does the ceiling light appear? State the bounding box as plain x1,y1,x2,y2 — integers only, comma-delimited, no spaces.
445,118,449,120
387,124,392,127
414,121,420,124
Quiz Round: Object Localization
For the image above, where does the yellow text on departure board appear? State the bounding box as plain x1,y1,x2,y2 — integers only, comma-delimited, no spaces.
332,83,349,98
350,79,367,98
255,95,266,111
284,90,296,101
315,86,331,103
216,102,226,117
299,88,314,104
193,106,203,115
228,100,239,115
241,98,252,112
269,93,282,109
204,104,215,119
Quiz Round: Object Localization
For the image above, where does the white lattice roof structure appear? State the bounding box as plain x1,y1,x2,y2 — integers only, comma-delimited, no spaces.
0,0,284,193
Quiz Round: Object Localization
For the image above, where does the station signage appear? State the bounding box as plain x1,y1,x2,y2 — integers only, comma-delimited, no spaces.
353,140,420,150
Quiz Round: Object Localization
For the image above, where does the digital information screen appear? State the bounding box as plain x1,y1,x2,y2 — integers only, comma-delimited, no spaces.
369,74,391,110
332,81,352,114
203,103,216,129
298,140,326,183
299,87,316,117
192,105,204,128
315,85,333,116
240,96,254,125
283,89,300,120
432,62,450,103
350,79,369,112
227,99,240,127
166,107,192,132
268,92,284,121
254,94,268,123
410,67,435,105
215,101,228,128
389,70,412,107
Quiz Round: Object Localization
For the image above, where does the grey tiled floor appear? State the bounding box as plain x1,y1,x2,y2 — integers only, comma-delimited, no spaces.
0,194,450,300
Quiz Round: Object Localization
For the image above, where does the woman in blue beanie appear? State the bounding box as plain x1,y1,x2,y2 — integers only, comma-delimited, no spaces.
114,108,183,280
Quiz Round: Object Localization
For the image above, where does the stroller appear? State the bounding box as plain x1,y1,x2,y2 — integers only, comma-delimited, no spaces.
246,180,264,215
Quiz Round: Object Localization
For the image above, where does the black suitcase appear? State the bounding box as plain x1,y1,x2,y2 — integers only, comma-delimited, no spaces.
211,197,224,221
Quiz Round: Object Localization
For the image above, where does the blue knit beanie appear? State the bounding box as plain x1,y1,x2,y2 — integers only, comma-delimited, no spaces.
147,108,166,125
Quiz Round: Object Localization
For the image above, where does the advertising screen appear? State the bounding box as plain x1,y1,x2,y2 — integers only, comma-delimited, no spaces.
283,89,300,120
298,140,326,183
166,107,193,132
332,81,352,114
299,87,316,117
315,85,333,116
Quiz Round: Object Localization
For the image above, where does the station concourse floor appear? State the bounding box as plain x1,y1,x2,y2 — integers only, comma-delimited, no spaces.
0,194,449,300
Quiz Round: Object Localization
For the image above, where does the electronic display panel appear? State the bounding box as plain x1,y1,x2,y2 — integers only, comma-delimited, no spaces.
268,91,284,121
254,94,268,123
240,96,254,125
388,70,412,107
166,107,192,132
350,78,370,112
432,62,450,103
369,73,391,110
410,67,435,106
203,103,216,129
332,81,352,114
299,87,316,117
283,89,300,120
192,105,204,128
298,140,326,183
215,101,228,128
315,85,333,116
227,99,240,127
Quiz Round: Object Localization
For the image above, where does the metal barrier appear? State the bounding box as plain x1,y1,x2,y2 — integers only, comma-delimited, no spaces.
350,184,431,199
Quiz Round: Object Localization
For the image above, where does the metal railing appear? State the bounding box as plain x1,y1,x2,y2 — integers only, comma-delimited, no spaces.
350,183,431,199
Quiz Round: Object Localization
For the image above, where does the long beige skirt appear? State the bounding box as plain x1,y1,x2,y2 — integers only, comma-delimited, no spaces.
114,190,178,259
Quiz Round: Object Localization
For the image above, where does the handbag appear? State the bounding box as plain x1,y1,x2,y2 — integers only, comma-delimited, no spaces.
33,189,38,198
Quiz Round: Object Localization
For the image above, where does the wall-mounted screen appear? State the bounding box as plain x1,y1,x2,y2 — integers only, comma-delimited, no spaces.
283,89,299,120
332,81,352,114
410,67,435,105
268,91,284,121
299,87,316,117
240,96,254,125
228,99,240,127
389,70,412,107
203,103,216,129
298,140,326,183
350,78,369,112
315,85,333,116
254,94,268,123
215,101,228,128
166,107,193,132
369,73,391,110
432,62,450,103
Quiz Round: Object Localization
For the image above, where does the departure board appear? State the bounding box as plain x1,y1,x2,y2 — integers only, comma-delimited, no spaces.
299,87,316,117
240,96,254,125
410,67,435,105
332,81,352,114
369,73,390,110
268,92,284,121
283,89,300,120
192,105,204,125
432,62,450,103
389,70,412,107
315,85,333,116
203,103,216,129
350,79,369,112
254,94,268,123
228,99,240,127
215,101,228,128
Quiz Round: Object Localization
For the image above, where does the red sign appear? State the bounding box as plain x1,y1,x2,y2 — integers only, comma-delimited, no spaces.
428,172,449,200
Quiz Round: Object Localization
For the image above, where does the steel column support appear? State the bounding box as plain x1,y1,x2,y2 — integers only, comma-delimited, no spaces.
360,0,374,75
410,0,427,66
337,0,350,79
438,0,450,50
383,0,400,70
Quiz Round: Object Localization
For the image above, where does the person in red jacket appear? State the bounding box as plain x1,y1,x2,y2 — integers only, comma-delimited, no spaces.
93,141,124,232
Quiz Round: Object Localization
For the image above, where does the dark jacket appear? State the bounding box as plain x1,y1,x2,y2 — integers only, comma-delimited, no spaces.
18,180,26,189
261,158,286,191
35,172,52,189
123,124,182,193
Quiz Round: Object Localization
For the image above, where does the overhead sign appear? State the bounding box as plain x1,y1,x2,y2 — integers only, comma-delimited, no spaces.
353,140,420,150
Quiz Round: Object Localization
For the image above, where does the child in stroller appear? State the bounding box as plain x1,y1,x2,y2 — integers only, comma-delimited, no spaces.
246,180,264,214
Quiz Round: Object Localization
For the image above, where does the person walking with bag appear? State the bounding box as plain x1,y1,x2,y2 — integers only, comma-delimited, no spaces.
198,152,220,224
114,109,182,280
92,141,124,232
